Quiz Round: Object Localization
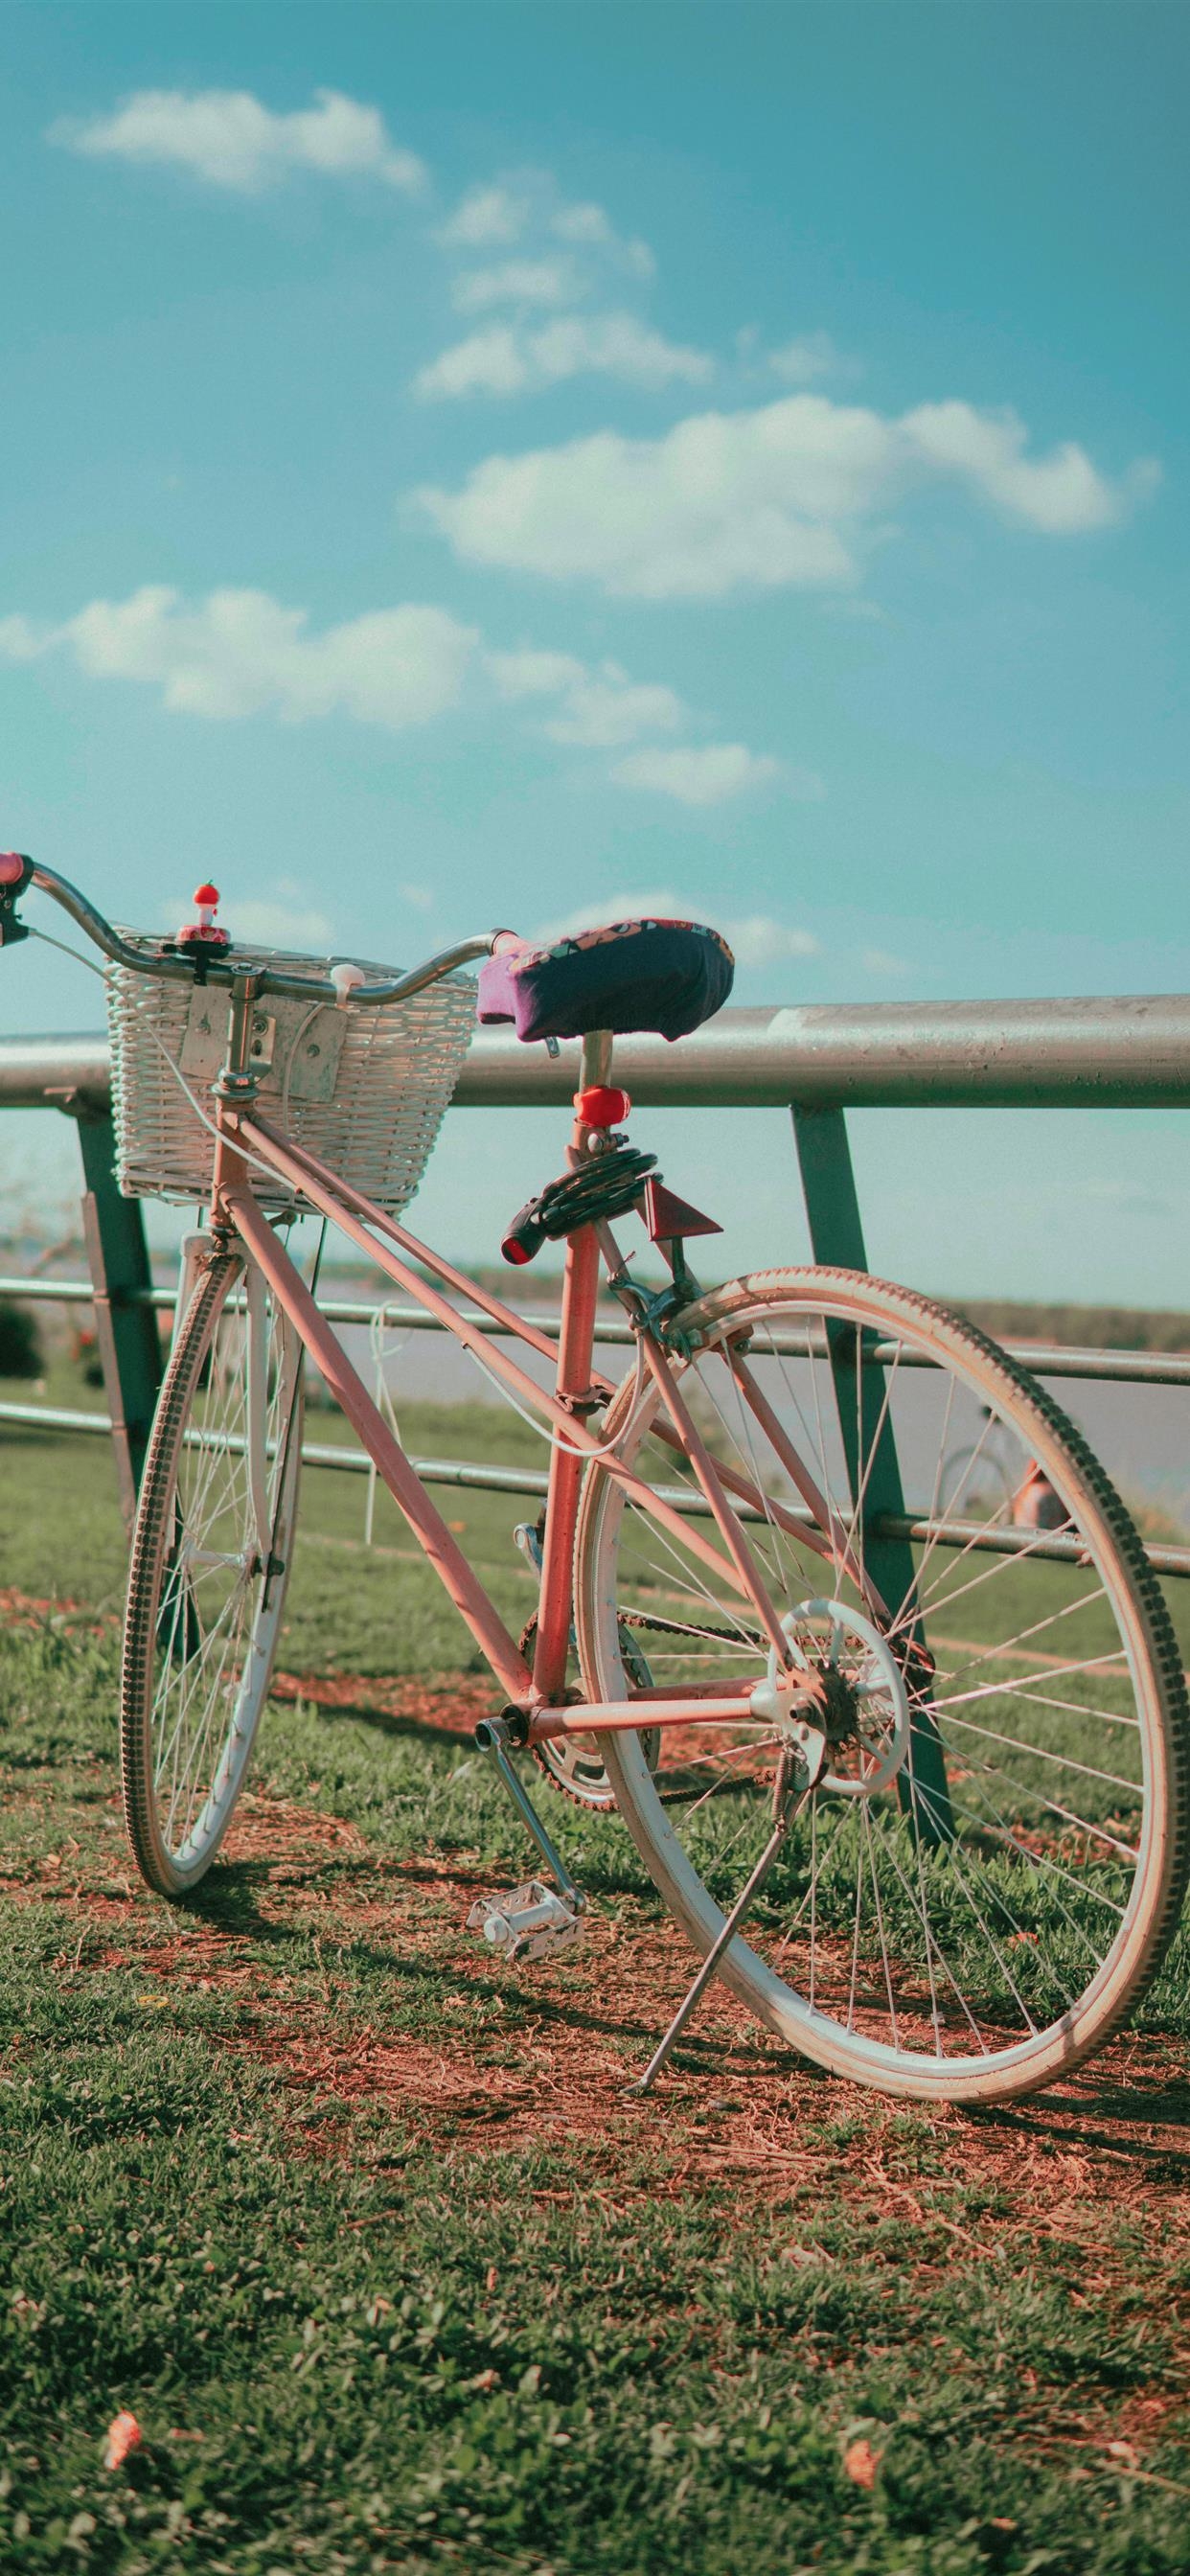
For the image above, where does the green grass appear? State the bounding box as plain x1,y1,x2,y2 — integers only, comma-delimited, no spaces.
0,1365,542,1671
1,1406,1188,2573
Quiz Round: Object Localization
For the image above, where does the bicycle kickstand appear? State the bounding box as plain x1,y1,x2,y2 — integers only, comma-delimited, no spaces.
629,1723,827,2097
467,1712,587,1965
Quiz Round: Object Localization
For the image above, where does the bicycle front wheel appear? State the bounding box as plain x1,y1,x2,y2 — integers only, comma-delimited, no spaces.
574,1268,1190,2104
121,1249,303,1897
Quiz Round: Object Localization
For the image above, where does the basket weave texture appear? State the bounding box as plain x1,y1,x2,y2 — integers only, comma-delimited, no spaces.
105,939,476,1214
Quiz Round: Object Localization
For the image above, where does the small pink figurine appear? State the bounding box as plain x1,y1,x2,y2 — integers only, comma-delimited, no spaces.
175,883,230,951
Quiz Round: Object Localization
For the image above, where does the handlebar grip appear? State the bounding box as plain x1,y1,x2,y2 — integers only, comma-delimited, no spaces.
501,1197,547,1266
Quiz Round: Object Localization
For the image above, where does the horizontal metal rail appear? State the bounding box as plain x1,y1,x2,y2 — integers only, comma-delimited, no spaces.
5,1272,1190,1389
12,1393,1187,1580
10,991,1190,1112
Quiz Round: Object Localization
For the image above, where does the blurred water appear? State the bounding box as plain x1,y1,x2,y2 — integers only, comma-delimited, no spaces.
324,1316,1190,1533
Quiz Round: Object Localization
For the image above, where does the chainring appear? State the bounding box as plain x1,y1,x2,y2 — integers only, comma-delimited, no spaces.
523,1614,661,1812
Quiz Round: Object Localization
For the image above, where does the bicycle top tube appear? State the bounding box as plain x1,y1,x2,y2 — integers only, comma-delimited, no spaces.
13,857,504,1009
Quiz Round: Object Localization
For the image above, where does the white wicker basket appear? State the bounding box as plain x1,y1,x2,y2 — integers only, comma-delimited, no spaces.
105,937,476,1214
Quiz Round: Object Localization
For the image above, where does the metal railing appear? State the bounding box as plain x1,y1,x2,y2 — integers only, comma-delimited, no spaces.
9,991,1190,1114
3,1000,1190,1577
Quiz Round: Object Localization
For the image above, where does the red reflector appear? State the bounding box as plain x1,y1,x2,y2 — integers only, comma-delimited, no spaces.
194,882,219,906
501,1237,532,1266
643,1176,721,1242
575,1085,630,1128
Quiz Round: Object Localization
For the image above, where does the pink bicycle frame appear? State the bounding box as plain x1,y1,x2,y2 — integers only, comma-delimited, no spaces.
208,1070,838,1749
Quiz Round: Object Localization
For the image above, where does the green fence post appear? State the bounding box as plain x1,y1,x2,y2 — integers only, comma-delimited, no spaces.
790,1103,953,1838
74,1110,162,1529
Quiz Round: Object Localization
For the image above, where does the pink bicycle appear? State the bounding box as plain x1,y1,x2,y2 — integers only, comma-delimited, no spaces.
4,851,1187,2104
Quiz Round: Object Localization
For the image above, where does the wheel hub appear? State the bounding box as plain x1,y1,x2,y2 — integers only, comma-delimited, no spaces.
753,1599,912,1799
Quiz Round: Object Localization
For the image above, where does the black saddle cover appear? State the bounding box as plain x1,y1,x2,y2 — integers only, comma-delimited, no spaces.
477,916,734,1044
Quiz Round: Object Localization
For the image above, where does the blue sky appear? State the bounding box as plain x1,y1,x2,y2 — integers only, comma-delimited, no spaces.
2,3,1188,1299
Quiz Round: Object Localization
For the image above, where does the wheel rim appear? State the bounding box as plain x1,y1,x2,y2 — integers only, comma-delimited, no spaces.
126,1260,301,1887
577,1277,1183,2097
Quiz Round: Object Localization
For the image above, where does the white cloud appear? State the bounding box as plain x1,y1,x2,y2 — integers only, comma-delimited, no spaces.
901,402,1156,536
437,183,530,247
767,332,848,385
423,171,663,396
5,586,477,729
610,745,784,806
860,947,907,978
414,328,529,400
537,889,819,962
532,314,711,388
418,391,1156,598
415,311,712,402
453,258,580,312
550,198,612,246
400,882,435,912
439,173,653,274
544,677,684,748
487,648,685,747
725,915,821,966
2,585,783,791
547,196,654,278
51,86,425,195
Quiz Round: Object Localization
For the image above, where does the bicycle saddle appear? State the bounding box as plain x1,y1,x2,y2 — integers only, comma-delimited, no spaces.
476,915,734,1045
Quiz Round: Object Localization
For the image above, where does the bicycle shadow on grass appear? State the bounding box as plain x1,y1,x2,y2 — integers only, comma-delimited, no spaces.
963,2055,1190,2166
167,1858,793,2063
274,1693,473,1752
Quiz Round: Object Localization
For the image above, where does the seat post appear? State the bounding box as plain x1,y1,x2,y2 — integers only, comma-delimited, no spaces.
581,1027,613,1092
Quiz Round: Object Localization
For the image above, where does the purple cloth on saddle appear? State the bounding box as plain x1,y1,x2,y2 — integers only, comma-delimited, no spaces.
477,918,735,1045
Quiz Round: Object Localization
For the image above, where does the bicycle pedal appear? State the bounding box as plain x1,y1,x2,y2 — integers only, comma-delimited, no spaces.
467,1880,584,1964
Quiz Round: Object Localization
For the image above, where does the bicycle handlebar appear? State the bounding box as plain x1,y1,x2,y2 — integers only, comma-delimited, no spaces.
10,858,503,1008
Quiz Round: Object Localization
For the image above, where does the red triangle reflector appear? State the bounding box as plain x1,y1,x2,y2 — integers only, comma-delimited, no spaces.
644,1176,722,1243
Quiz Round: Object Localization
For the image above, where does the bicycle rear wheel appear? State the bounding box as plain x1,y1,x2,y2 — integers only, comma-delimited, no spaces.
574,1268,1190,2103
121,1249,303,1896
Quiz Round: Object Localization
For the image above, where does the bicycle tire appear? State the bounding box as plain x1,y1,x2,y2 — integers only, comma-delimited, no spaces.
574,1267,1190,2104
121,1249,303,1897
